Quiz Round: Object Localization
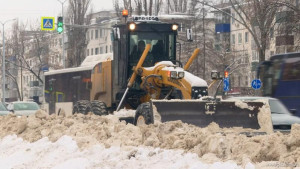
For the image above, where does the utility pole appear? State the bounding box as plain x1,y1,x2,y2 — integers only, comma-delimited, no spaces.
1,18,16,102
57,0,67,68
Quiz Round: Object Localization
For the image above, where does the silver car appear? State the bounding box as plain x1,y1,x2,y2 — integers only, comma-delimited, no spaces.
0,102,9,116
7,101,40,116
227,97,300,131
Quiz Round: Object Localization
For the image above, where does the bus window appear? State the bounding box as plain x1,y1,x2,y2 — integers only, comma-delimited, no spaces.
282,57,300,81
272,59,282,90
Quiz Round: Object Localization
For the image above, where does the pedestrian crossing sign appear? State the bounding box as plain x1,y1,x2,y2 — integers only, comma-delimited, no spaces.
41,17,55,30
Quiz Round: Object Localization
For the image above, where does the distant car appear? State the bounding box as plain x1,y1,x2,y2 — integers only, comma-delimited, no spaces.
227,97,300,131
0,102,9,116
7,101,40,116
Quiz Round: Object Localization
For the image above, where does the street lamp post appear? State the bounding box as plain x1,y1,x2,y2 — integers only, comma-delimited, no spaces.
1,18,16,102
57,0,67,68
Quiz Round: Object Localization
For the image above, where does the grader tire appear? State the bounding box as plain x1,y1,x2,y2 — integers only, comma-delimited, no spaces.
90,100,108,116
73,100,91,115
134,103,154,126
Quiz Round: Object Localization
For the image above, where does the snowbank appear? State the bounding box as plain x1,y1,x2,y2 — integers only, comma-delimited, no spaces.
0,135,244,169
0,110,300,168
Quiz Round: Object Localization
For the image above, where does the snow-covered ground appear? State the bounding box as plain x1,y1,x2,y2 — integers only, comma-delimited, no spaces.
0,135,250,169
0,109,300,169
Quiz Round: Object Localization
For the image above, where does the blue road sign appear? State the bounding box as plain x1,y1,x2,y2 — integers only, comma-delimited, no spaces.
251,79,262,90
224,77,230,92
41,17,55,30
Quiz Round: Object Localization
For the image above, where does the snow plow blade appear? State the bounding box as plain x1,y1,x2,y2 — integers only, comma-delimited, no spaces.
151,100,264,129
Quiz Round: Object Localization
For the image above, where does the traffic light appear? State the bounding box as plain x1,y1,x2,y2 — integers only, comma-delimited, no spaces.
224,71,229,78
57,16,63,33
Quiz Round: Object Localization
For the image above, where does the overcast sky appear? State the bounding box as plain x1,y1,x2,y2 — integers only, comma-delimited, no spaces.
0,0,113,30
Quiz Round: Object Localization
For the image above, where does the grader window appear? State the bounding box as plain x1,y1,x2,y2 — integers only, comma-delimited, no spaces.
129,32,175,67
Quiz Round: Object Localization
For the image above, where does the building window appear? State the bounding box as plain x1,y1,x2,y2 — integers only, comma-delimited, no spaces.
245,32,248,43
100,29,103,38
87,49,89,56
100,47,103,54
106,46,108,53
91,30,94,40
245,76,249,86
232,13,235,24
252,50,258,61
110,45,112,52
91,48,94,55
86,31,89,40
95,30,99,39
270,27,274,38
238,33,242,44
232,34,235,44
95,48,99,55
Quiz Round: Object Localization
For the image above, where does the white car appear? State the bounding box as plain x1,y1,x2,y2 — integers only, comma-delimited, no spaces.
227,97,300,131
7,101,40,116
0,102,9,116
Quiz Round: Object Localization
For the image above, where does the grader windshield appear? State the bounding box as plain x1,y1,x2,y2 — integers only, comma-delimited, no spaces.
129,31,176,67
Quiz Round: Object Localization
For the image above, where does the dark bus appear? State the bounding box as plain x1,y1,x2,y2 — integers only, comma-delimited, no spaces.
258,52,300,116
44,66,93,114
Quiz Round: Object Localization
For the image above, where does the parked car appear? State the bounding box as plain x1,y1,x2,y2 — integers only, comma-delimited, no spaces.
7,101,40,116
0,102,9,116
227,97,300,131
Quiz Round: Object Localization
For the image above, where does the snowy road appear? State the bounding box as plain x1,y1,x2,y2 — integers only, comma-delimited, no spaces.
0,110,300,169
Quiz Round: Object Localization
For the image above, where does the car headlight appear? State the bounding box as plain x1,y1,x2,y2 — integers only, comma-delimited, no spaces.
178,72,185,78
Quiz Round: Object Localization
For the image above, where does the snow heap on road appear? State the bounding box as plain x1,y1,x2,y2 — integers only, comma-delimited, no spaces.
0,110,300,168
0,135,245,169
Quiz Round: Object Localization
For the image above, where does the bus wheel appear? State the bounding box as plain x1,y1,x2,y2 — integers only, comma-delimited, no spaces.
73,100,90,115
90,100,108,116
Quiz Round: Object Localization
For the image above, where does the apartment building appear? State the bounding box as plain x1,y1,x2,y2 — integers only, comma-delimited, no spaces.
86,11,117,57
213,1,300,92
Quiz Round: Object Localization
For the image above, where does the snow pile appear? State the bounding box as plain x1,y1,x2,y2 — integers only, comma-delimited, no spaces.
0,110,300,167
0,135,244,169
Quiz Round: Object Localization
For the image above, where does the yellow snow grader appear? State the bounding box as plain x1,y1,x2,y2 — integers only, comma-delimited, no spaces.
44,16,268,129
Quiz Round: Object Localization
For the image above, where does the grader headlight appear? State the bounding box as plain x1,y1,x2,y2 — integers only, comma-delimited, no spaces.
172,24,179,31
170,71,177,78
178,72,185,79
129,23,136,31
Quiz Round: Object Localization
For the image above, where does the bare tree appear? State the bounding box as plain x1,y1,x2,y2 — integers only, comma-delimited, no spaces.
227,0,280,62
4,21,51,100
134,0,143,15
113,0,122,18
272,0,300,52
168,0,188,13
66,0,92,67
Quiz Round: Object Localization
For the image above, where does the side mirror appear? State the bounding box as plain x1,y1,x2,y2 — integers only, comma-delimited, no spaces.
112,27,120,41
290,109,297,115
186,29,193,42
8,107,14,113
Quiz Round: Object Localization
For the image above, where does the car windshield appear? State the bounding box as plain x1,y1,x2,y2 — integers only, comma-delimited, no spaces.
0,103,7,111
269,100,291,115
13,103,39,111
